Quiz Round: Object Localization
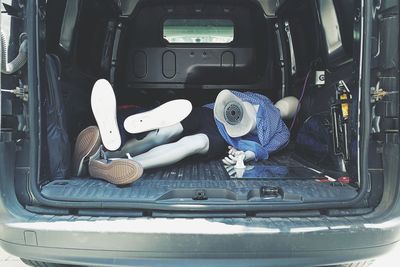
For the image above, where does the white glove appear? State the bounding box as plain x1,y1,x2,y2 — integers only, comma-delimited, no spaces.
224,164,255,178
222,146,256,166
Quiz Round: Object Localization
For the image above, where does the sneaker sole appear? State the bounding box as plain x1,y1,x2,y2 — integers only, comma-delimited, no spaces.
89,159,143,185
124,99,192,134
91,79,121,151
72,126,102,176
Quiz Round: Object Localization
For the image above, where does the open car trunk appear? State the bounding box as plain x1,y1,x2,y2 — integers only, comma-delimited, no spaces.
7,0,382,214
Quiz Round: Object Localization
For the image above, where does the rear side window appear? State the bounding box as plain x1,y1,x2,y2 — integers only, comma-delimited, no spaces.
163,19,234,44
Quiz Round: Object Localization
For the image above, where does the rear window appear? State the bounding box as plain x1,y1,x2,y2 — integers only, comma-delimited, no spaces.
163,19,234,44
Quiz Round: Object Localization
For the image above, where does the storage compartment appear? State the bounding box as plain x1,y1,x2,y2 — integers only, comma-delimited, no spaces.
18,0,375,212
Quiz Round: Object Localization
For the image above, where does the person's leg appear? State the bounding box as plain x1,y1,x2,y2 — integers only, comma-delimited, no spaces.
108,106,207,158
91,79,193,151
129,134,209,169
107,123,184,158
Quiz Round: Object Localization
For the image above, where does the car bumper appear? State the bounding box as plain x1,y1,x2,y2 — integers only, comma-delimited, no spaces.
1,212,400,267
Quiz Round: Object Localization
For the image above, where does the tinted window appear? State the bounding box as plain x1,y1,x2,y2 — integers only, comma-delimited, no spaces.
163,19,234,44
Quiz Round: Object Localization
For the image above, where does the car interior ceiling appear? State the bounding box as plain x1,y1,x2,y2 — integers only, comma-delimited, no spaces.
34,0,378,207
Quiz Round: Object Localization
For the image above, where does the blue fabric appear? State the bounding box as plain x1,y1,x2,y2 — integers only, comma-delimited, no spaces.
205,91,290,160
296,114,358,164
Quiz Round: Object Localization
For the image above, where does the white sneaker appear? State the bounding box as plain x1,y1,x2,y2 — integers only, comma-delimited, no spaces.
91,79,121,151
123,99,192,134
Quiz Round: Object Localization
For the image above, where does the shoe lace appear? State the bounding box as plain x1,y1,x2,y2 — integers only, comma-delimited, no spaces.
99,145,111,163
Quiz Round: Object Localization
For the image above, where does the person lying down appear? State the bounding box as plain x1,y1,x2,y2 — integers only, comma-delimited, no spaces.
72,79,298,185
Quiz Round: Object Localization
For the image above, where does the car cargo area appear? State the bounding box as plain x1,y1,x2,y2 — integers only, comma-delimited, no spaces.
42,151,358,204
23,0,375,211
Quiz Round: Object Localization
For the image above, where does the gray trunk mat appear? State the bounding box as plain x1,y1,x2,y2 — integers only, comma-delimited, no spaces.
42,153,358,203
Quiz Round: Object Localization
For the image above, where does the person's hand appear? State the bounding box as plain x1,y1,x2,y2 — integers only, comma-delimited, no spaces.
222,146,243,166
222,146,256,166
225,164,255,178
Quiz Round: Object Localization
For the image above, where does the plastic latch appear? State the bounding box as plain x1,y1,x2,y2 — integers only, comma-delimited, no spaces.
260,186,282,199
193,190,208,201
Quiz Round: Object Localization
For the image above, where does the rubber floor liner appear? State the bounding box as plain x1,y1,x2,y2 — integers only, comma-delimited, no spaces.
42,153,358,203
